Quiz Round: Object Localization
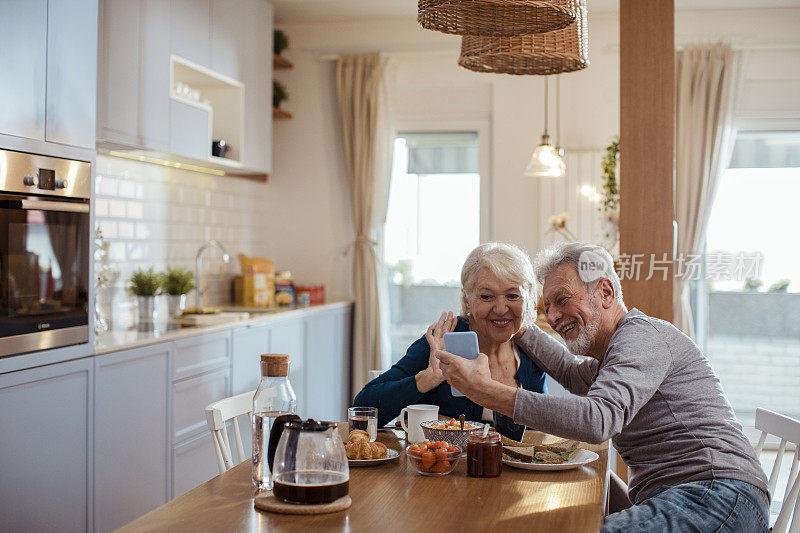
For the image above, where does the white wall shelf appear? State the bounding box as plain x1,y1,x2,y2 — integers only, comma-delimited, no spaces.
170,55,245,164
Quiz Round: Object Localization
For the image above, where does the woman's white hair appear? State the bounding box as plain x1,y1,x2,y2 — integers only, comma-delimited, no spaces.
533,242,625,305
460,242,537,327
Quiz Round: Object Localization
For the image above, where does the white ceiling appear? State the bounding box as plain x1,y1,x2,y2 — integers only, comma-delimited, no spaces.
273,0,800,24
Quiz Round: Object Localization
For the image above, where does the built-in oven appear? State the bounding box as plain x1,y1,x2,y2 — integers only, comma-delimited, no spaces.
0,149,91,356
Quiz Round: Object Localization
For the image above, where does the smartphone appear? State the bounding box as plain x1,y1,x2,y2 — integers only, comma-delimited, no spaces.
443,331,479,397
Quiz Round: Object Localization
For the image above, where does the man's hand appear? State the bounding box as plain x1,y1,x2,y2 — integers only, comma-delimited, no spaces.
434,349,518,417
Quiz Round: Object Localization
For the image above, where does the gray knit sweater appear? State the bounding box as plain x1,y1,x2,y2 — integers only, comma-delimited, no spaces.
514,308,769,503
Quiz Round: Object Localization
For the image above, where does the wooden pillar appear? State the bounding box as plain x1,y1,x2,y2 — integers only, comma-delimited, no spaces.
618,0,675,323
617,0,675,484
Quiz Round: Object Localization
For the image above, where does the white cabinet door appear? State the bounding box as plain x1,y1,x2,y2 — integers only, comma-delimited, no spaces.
172,366,231,443
0,358,92,532
171,0,211,66
172,330,230,382
240,0,271,173
0,0,47,140
269,317,306,417
304,309,348,422
139,0,171,151
210,0,245,80
172,430,220,498
98,0,141,146
231,323,270,395
94,343,171,533
45,0,98,148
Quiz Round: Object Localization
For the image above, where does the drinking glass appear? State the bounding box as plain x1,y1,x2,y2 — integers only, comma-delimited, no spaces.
347,406,378,441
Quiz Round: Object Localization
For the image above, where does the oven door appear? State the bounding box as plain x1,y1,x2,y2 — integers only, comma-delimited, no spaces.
0,194,90,356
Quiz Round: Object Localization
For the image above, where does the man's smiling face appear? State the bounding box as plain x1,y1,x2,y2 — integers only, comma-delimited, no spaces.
541,263,601,355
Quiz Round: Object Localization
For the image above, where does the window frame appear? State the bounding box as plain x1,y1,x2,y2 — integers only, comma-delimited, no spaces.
391,117,492,245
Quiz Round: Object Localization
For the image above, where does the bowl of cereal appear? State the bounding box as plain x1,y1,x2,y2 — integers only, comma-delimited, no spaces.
406,441,461,476
420,418,485,451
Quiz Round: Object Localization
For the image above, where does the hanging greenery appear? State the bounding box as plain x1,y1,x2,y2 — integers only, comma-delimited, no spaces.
600,136,619,213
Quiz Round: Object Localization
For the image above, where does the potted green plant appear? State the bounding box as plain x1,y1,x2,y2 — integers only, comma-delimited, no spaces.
129,267,163,328
274,29,289,57
162,266,195,317
273,81,289,109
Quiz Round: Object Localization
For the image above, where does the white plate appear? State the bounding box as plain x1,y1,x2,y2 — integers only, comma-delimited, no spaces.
348,448,400,466
502,448,599,471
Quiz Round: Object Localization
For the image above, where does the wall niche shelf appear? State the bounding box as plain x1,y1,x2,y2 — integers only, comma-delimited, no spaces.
170,55,245,164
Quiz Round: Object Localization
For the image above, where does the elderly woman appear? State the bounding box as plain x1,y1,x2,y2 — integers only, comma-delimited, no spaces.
352,242,548,440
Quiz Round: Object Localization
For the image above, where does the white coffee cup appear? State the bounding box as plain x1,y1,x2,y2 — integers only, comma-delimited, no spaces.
400,404,439,443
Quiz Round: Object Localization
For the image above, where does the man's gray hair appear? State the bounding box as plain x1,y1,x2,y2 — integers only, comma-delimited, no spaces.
533,242,625,306
460,242,537,327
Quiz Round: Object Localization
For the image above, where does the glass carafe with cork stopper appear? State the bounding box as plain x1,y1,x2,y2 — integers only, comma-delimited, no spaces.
252,353,297,490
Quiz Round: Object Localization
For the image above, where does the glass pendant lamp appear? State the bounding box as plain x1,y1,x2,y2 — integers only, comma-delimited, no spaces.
525,77,566,178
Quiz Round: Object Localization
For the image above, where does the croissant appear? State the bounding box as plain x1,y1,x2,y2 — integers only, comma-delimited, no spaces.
347,430,370,443
346,438,374,459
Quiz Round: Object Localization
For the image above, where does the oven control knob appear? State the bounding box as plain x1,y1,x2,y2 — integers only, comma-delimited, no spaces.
55,179,68,189
23,175,37,186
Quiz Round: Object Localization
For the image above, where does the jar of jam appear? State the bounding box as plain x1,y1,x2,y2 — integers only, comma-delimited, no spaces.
467,429,502,478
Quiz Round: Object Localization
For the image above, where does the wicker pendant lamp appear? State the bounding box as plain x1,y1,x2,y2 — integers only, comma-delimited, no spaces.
458,1,588,75
418,0,578,37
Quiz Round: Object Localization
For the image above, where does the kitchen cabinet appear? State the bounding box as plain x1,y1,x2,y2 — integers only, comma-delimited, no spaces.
46,0,98,148
97,0,272,176
269,316,307,416
172,430,219,498
0,0,47,141
305,306,353,422
0,0,97,150
94,343,171,533
231,323,270,394
171,0,211,67
0,358,93,533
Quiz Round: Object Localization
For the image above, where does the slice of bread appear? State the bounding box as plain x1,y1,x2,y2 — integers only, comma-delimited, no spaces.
500,435,528,447
547,440,579,454
534,450,565,464
502,445,536,463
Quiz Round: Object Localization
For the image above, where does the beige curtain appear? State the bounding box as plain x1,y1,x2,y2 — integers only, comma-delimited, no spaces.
335,53,389,396
674,44,740,336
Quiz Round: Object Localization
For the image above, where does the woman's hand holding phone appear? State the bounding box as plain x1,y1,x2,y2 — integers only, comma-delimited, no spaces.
415,311,457,393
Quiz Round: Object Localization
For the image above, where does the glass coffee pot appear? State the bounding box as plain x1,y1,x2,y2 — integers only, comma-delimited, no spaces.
267,416,349,504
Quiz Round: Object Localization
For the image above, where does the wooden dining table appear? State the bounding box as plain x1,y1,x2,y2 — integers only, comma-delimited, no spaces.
119,427,609,532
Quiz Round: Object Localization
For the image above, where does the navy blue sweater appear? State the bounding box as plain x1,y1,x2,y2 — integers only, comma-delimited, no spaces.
352,317,547,441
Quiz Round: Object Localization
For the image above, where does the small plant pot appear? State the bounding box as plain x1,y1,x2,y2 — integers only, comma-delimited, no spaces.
167,294,187,318
137,295,158,329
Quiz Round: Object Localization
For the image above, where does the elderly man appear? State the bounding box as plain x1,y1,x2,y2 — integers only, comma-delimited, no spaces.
436,242,770,532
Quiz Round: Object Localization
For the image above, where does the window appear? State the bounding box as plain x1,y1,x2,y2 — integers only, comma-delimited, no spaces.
696,131,800,426
383,131,483,362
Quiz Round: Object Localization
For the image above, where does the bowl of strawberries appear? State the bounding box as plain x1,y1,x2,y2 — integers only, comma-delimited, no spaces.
406,440,461,476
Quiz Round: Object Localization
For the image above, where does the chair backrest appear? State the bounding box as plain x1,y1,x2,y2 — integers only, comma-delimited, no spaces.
754,407,800,533
205,390,255,475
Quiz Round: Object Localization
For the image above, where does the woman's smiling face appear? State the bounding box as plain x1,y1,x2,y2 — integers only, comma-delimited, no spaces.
465,267,526,346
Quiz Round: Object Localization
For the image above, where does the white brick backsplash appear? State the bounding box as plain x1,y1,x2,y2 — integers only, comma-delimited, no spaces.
99,176,118,196
94,155,270,308
127,201,144,219
118,221,135,239
117,180,136,198
95,198,109,217
108,199,127,218
98,220,117,238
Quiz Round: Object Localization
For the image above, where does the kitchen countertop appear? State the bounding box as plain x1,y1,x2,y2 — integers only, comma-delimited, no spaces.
94,301,352,355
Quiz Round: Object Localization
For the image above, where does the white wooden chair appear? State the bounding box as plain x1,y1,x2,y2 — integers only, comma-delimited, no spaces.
754,407,800,533
205,390,255,475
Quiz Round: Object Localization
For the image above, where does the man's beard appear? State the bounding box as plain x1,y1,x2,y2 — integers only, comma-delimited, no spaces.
562,297,601,355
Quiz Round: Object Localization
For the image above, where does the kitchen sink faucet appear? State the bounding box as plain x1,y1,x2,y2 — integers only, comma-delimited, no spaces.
195,240,230,307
